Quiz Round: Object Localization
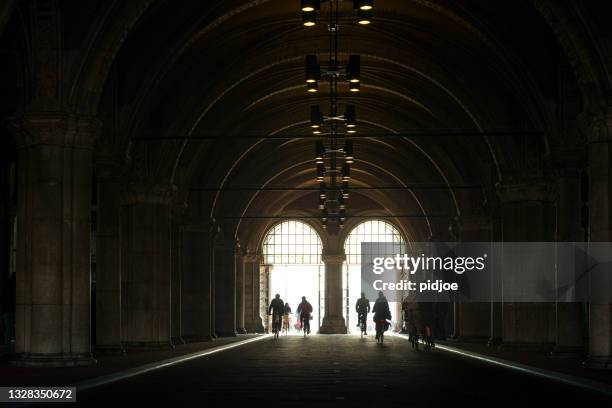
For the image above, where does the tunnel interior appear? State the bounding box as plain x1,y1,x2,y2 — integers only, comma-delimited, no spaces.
0,0,612,404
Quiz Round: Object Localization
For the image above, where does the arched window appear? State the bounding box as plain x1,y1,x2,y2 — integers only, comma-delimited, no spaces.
343,219,406,332
262,220,322,265
344,219,405,264
261,220,324,332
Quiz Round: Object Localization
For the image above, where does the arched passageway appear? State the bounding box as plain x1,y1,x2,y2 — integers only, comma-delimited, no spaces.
1,0,612,404
342,219,406,332
261,220,324,333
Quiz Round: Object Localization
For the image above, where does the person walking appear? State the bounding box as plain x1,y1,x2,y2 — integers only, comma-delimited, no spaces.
372,291,391,344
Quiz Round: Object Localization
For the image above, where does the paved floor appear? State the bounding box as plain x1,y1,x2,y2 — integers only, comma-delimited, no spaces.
0,336,261,387
70,334,611,407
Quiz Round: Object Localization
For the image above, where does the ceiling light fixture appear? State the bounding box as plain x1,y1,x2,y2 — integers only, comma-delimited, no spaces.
354,0,373,11
302,0,321,12
299,1,373,226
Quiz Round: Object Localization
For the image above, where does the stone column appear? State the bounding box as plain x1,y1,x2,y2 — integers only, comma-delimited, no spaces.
496,180,557,351
180,222,214,342
0,145,9,348
260,264,270,332
213,233,237,337
235,251,246,334
181,223,214,342
489,214,503,346
12,113,99,366
94,160,122,351
320,253,347,334
456,213,492,342
170,207,184,344
120,184,174,348
243,254,264,333
552,156,585,356
584,111,612,368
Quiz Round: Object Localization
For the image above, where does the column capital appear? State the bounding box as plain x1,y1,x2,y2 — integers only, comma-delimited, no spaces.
454,213,492,232
587,109,612,144
495,178,557,203
95,159,123,181
322,252,346,264
121,183,178,205
10,112,101,149
242,253,262,263
552,147,586,178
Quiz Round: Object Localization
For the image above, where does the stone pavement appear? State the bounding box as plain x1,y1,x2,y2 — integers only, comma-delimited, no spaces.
0,335,261,387
72,334,611,407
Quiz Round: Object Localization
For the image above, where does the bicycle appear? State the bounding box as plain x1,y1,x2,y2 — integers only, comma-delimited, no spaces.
409,332,419,350
358,313,367,338
271,313,282,339
282,314,290,335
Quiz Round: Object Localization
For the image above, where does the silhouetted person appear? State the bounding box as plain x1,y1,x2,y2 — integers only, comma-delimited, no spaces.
424,324,434,351
282,302,292,334
297,296,313,335
372,291,391,343
2,273,16,354
267,294,284,337
355,292,370,335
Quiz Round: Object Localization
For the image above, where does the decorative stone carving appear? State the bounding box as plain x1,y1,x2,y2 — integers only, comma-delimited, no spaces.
242,253,262,263
587,110,612,144
11,113,101,149
121,183,178,205
321,253,346,264
496,179,557,203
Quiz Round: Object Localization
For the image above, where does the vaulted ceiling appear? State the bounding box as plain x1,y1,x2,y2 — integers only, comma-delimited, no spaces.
2,0,612,250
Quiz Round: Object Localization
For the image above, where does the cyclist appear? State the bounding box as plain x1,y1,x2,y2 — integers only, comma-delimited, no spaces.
409,321,419,350
296,296,313,335
355,292,370,335
424,324,434,351
282,302,292,334
267,294,285,338
372,291,391,344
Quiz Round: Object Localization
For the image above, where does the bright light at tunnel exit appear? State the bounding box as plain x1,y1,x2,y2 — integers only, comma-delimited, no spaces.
269,264,324,334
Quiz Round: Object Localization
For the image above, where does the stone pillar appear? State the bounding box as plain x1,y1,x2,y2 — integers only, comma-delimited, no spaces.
213,234,237,337
235,252,246,334
170,207,184,344
120,184,174,348
319,253,347,334
94,160,122,351
260,264,270,332
551,156,585,356
456,213,492,342
496,180,557,351
0,144,9,348
584,112,612,368
243,254,264,333
180,223,214,342
12,113,99,366
489,214,503,346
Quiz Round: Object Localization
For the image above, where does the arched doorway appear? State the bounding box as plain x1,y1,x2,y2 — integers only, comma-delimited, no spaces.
343,219,407,333
261,220,324,333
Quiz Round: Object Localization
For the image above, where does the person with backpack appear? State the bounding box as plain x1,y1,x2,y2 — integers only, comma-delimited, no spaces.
355,292,370,335
267,294,285,338
296,296,313,335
